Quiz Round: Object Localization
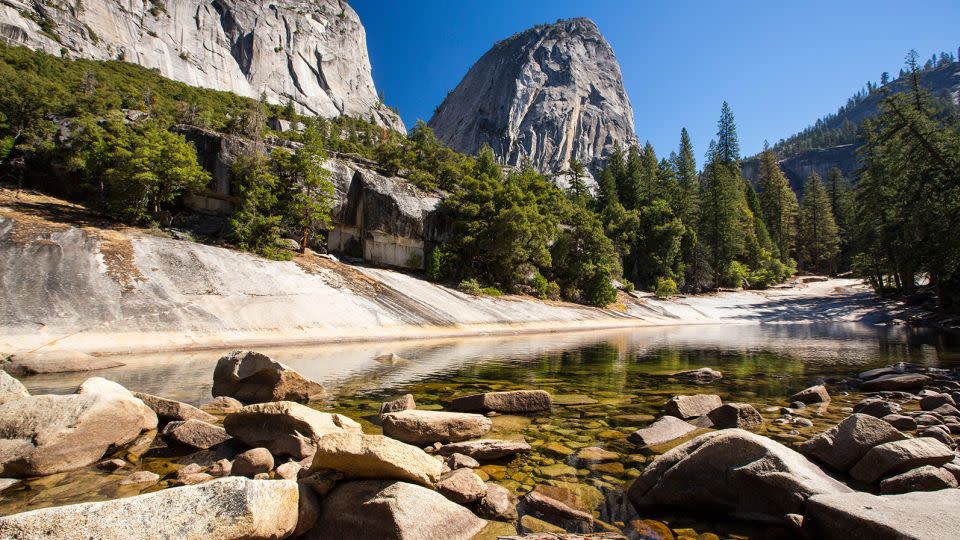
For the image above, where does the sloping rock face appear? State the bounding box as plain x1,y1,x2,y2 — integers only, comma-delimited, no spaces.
0,0,404,132
428,18,637,174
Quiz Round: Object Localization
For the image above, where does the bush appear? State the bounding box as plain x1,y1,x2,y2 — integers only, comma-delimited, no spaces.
654,277,679,299
457,278,483,295
582,269,617,307
722,261,750,288
426,245,452,282
545,281,561,301
457,278,502,297
531,272,549,299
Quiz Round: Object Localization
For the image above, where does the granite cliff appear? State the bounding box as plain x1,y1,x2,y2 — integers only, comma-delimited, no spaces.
0,0,404,132
428,18,637,175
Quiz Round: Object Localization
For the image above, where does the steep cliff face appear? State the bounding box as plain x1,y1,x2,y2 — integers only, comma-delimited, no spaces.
0,0,404,132
741,145,860,193
428,18,636,174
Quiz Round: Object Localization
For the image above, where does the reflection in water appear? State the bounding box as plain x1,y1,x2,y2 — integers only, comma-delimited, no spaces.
21,322,960,404
7,322,960,533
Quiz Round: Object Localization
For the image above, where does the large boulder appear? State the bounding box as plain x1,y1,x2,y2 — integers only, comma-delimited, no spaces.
802,489,960,539
134,392,217,423
232,448,275,478
707,403,763,432
663,394,722,419
789,385,831,404
849,437,956,483
628,429,852,519
306,480,486,540
0,390,153,477
0,372,28,405
436,439,532,460
627,416,697,448
381,410,492,445
0,477,299,539
308,432,443,487
860,373,932,392
77,377,158,431
223,401,361,459
212,350,325,403
451,390,552,413
798,413,908,472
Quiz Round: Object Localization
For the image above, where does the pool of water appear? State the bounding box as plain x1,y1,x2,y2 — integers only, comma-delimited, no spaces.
6,322,960,536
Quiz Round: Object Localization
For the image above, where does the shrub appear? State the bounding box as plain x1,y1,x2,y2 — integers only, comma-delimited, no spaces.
545,281,561,301
457,278,483,295
722,261,750,288
654,277,679,299
531,272,549,299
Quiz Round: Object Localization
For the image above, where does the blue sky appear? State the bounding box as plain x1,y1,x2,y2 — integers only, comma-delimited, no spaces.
352,0,960,160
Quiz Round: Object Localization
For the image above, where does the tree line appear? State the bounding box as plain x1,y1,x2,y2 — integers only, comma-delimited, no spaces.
1,43,958,310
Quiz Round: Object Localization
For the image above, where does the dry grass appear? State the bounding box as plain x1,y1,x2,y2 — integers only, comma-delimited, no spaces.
0,187,143,289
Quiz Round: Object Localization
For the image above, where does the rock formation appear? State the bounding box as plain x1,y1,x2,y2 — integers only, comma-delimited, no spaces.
428,18,637,174
0,0,404,132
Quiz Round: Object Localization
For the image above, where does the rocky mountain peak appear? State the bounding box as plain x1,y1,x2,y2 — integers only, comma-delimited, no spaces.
428,17,637,174
0,0,405,132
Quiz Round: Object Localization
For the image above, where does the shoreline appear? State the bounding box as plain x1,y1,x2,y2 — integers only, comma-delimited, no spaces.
8,316,765,358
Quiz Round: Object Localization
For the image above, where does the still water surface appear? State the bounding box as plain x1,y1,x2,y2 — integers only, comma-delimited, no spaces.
8,323,960,535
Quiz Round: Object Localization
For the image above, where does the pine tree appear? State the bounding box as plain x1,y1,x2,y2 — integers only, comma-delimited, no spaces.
716,101,740,164
565,158,589,204
825,166,854,270
757,147,799,263
674,128,699,227
798,172,839,273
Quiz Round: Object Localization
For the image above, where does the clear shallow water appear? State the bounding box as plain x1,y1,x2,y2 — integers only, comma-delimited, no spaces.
7,323,960,537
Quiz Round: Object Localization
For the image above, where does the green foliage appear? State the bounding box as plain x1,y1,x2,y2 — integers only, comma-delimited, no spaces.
855,69,960,307
722,260,750,288
229,154,288,259
654,277,679,299
271,127,334,252
798,172,840,273
757,146,799,262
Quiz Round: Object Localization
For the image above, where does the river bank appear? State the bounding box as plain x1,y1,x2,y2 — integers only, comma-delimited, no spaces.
1,188,896,359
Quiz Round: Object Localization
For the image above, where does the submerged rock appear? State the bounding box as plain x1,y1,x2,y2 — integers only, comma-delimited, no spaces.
436,439,533,460
627,416,697,448
381,410,492,445
212,350,325,404
523,490,594,533
3,351,123,376
802,489,960,539
223,401,361,459
628,429,852,519
451,390,552,413
307,480,486,540
673,367,723,383
663,394,722,419
799,413,907,472
859,373,932,392
199,396,244,414
789,384,831,404
308,432,443,487
849,437,956,483
0,477,298,539
478,482,518,521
